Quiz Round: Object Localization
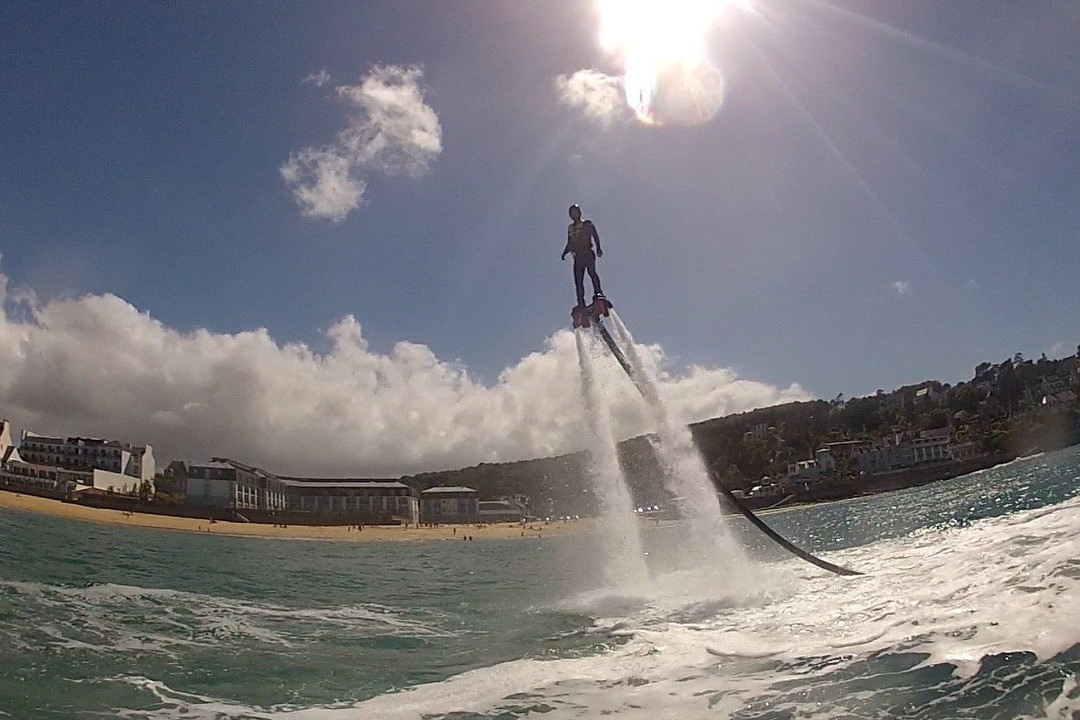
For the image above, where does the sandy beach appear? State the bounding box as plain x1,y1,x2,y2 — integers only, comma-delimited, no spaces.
0,490,587,542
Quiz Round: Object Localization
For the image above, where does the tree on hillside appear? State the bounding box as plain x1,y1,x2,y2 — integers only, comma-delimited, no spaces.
920,409,950,431
948,385,979,414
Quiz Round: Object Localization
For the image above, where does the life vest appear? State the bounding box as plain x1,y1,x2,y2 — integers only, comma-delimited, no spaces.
567,220,596,255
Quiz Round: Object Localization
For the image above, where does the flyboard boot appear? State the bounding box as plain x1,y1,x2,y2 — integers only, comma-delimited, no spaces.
571,303,591,328
571,294,612,328
592,292,611,317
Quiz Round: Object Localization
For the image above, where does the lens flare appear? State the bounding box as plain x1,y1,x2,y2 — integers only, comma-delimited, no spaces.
597,0,740,126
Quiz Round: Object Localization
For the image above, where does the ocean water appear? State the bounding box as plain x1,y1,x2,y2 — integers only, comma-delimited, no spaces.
2,447,1079,719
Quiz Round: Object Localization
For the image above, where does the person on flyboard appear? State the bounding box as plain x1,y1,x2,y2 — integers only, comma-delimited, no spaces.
561,203,605,313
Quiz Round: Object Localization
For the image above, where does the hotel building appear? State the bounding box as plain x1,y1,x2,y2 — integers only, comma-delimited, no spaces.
170,457,419,524
0,425,154,495
419,486,479,523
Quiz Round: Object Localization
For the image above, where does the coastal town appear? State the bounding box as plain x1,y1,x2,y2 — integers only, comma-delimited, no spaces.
0,428,522,527
719,348,1080,506
1,347,1078,528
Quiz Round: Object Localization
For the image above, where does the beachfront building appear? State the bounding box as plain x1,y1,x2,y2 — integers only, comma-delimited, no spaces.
170,458,419,523
733,481,785,502
853,430,953,475
478,499,529,523
279,478,419,523
786,459,822,483
420,486,479,524
783,456,826,494
18,430,155,482
820,440,869,460
0,445,142,495
180,460,288,511
162,459,191,493
0,426,152,495
0,420,11,459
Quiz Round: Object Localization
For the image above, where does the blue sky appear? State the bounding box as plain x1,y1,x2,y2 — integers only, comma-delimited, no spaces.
0,1,1077,473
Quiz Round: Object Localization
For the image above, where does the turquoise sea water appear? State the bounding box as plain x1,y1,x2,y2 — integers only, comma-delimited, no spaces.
2,447,1079,718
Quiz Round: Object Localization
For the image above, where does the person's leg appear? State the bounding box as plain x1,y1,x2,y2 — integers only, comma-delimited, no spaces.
585,253,602,297
573,255,587,306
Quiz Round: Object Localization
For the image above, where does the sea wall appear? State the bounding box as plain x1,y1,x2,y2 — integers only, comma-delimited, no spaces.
796,454,1010,504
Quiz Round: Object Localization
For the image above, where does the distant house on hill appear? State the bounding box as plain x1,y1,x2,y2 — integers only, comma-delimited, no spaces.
1041,390,1078,414
1040,376,1069,396
915,386,943,404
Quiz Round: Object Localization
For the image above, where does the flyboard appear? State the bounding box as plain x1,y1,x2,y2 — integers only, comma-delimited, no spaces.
572,294,862,577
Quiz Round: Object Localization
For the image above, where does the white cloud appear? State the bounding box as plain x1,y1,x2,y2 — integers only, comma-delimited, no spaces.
0,267,809,477
891,280,911,296
554,69,628,125
279,150,366,222
302,69,331,87
281,65,442,221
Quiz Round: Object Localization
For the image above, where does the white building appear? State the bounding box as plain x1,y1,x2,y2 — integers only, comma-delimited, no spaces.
854,431,953,475
786,459,822,482
0,445,141,495
0,420,11,459
175,458,419,523
18,430,155,482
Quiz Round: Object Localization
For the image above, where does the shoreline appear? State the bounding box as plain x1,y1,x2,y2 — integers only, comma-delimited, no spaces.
0,489,586,543
2,451,1053,543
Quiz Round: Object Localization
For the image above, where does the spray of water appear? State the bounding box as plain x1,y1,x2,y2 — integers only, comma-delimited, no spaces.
608,309,748,576
574,329,649,588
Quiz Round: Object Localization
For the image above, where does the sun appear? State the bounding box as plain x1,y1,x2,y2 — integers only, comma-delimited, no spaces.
596,0,745,125
598,0,723,67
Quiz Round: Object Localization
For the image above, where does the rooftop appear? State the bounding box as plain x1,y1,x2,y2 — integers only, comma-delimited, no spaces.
279,476,397,483
278,478,410,490
479,500,518,509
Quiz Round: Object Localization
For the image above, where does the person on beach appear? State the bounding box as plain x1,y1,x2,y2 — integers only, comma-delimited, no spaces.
561,204,603,307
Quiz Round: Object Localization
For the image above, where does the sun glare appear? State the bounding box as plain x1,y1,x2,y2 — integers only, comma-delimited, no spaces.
597,0,743,125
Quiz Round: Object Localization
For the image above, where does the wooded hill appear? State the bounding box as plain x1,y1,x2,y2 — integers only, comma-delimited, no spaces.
401,350,1080,516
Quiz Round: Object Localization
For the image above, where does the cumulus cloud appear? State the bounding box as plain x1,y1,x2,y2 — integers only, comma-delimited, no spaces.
891,280,911,296
555,69,628,125
281,65,442,221
0,268,808,477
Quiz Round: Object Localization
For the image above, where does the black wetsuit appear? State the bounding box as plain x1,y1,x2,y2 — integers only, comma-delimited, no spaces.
565,220,602,306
